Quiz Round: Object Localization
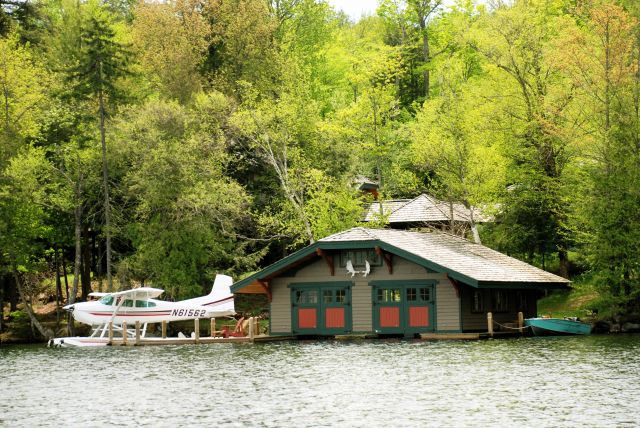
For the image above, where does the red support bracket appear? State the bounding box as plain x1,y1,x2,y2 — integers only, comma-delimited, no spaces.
375,246,393,274
316,248,334,276
258,280,272,303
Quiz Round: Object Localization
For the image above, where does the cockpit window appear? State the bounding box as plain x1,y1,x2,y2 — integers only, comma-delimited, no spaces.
122,299,134,307
135,300,156,308
99,296,114,306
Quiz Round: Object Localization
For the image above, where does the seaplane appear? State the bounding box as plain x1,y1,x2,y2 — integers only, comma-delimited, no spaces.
48,274,235,347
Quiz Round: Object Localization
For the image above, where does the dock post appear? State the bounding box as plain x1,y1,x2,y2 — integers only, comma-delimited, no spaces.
210,318,216,338
122,321,128,345
194,318,200,344
248,317,255,342
161,320,167,339
108,322,113,344
487,312,493,338
518,312,524,334
135,321,141,345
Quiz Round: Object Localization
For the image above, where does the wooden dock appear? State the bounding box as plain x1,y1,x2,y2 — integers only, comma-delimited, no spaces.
107,334,294,346
420,332,487,340
101,317,294,346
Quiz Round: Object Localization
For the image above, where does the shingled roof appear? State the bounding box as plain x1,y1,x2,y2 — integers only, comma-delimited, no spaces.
231,227,569,293
364,194,490,225
321,228,568,285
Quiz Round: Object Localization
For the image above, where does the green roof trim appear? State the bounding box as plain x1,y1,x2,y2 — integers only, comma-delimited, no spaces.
231,228,570,292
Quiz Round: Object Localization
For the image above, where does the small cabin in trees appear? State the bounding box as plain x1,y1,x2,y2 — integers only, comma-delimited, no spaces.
364,194,490,236
231,228,568,337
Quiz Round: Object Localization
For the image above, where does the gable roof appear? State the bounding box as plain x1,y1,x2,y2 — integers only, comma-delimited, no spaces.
231,227,569,293
364,194,487,225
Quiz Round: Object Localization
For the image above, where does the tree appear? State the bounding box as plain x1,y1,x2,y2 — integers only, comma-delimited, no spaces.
0,34,52,161
112,95,257,299
204,0,280,97
68,2,131,291
411,81,506,243
558,1,640,311
474,0,575,275
0,145,69,339
231,84,318,244
131,0,211,103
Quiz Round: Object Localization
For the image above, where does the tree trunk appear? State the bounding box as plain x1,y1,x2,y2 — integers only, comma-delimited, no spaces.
558,249,570,279
55,248,62,325
13,270,53,340
8,274,17,311
81,224,91,300
98,88,114,292
0,274,4,332
69,167,83,336
449,199,454,233
469,207,481,244
422,29,430,99
62,255,69,302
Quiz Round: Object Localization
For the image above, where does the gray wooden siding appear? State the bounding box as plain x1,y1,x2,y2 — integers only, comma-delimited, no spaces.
269,277,292,334
267,253,463,334
352,280,372,332
435,279,461,331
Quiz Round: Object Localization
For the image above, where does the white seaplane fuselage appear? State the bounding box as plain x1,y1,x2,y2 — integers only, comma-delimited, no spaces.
67,290,234,325
48,274,235,347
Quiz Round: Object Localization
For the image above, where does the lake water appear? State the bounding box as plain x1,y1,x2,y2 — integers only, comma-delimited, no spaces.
1,335,639,427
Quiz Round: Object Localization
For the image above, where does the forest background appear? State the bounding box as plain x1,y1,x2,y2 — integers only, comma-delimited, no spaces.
1,0,639,339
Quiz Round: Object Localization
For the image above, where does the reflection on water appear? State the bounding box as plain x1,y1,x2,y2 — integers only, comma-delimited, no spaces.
1,335,639,427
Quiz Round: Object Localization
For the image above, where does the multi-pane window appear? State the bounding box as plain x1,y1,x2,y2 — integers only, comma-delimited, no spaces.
493,290,508,313
339,250,382,267
377,288,401,302
516,291,527,312
472,291,484,313
406,287,431,302
296,290,318,304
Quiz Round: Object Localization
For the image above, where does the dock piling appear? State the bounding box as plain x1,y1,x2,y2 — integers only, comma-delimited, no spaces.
135,321,141,345
248,317,255,341
122,321,128,345
210,318,216,338
108,322,113,344
518,312,524,334
161,321,167,339
487,312,493,338
194,318,200,344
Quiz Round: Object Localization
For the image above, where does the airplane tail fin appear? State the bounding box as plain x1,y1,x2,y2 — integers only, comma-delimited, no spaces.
203,274,235,316
208,274,233,298
177,274,235,317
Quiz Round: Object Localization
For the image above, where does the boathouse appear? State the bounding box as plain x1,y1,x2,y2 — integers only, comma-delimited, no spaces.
231,228,569,337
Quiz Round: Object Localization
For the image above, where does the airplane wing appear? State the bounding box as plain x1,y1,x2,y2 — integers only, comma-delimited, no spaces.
88,292,109,298
90,287,165,300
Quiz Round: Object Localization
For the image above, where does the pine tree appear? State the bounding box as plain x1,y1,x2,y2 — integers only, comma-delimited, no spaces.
68,3,131,291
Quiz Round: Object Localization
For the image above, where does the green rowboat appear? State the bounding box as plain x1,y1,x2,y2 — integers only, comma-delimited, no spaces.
525,317,592,336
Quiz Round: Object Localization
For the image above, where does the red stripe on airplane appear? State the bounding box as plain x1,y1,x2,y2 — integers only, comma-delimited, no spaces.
89,312,172,316
203,296,234,306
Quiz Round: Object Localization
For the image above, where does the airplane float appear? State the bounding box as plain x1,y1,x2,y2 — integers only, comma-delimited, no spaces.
48,274,235,347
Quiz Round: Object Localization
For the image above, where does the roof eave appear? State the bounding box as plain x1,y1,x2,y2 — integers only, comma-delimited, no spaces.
475,280,570,290
231,235,570,293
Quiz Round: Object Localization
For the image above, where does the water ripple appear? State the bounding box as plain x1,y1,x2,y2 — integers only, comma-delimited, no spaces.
1,335,639,427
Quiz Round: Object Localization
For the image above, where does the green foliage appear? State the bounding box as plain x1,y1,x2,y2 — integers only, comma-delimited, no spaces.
2,0,640,321
112,97,256,299
67,1,131,105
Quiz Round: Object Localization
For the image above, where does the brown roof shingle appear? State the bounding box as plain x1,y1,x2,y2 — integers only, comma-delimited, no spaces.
321,227,568,285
